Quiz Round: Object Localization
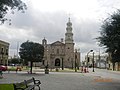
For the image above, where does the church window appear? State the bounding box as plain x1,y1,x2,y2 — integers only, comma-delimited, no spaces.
52,49,54,53
1,47,3,51
6,49,8,55
57,49,59,54
45,45,47,48
62,49,64,53
68,58,69,61
1,47,4,54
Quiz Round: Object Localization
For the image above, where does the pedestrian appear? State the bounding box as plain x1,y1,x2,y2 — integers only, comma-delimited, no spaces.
81,66,83,73
16,68,18,73
84,66,86,73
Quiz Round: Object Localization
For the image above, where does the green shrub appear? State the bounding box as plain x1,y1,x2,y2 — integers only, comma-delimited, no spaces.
8,68,16,71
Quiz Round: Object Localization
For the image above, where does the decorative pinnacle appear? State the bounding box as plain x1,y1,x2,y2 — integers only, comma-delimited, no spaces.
69,17,70,22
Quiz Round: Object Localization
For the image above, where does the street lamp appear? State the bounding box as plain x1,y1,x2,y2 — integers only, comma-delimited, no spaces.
87,50,95,72
89,50,95,72
46,49,48,66
86,50,93,71
61,57,64,70
92,51,95,72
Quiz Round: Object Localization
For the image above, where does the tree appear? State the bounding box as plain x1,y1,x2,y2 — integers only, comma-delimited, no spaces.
19,41,44,74
9,58,20,64
0,0,27,24
97,9,120,70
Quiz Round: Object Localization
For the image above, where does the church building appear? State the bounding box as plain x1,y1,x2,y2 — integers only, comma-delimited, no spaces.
41,18,80,69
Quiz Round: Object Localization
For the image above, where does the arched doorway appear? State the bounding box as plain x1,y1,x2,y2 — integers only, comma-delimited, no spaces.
55,58,60,66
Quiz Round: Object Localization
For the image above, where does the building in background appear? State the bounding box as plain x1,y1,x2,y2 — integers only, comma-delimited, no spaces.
85,54,108,69
107,53,120,71
0,40,9,65
84,51,120,71
40,18,80,69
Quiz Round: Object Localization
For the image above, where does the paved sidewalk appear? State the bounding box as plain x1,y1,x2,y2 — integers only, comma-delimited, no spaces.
0,69,120,90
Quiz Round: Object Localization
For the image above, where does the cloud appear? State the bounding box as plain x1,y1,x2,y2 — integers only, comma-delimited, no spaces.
0,9,105,59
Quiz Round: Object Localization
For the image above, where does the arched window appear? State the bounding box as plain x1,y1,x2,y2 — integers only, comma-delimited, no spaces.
57,49,59,54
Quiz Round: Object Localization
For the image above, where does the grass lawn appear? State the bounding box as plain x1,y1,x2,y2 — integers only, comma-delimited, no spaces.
0,84,14,90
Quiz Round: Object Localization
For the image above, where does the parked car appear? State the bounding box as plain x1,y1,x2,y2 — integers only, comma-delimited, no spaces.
0,65,8,71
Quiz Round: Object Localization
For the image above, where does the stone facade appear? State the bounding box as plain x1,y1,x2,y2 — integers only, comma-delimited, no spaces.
42,18,80,69
0,40,9,65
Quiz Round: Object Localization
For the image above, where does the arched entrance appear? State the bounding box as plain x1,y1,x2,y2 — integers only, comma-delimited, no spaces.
55,58,60,66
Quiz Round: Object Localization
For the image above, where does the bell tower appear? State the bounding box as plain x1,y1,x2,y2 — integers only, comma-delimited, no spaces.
65,18,74,68
65,18,74,43
42,37,47,46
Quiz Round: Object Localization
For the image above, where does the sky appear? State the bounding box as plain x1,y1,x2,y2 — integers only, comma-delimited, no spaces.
0,0,120,60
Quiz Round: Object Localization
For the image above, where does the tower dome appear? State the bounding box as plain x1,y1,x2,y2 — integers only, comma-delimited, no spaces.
67,18,72,26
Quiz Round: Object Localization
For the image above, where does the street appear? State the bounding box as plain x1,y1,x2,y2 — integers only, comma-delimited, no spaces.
0,68,120,90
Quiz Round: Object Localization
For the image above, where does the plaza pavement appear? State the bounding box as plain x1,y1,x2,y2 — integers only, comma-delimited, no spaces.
0,68,120,90
85,68,120,80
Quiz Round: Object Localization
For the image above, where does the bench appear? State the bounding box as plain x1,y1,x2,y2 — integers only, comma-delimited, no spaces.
13,81,26,90
13,77,41,90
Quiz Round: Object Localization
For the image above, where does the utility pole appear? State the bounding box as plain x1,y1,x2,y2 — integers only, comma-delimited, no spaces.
93,52,95,72
99,48,101,69
75,49,77,72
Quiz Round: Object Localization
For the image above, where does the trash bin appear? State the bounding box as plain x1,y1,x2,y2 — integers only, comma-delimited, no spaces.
56,68,59,72
45,69,49,74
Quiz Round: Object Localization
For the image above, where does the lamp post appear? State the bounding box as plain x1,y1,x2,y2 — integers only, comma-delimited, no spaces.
46,49,48,66
98,49,101,69
92,51,95,72
88,50,95,72
75,49,77,72
86,50,92,71
61,57,64,70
